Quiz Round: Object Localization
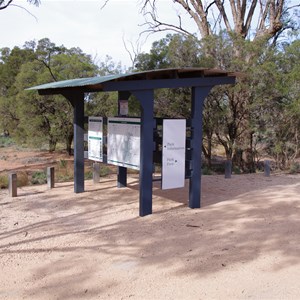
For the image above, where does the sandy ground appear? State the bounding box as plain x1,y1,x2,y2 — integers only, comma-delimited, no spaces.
0,172,299,300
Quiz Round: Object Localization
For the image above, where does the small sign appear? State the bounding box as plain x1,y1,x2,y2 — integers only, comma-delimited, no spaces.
162,119,186,190
119,100,128,116
88,117,103,162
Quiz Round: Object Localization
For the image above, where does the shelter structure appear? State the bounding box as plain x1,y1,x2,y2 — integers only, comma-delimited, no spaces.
28,68,236,216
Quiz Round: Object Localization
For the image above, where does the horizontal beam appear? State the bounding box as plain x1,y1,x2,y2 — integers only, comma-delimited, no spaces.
38,87,85,96
36,76,236,95
102,76,236,91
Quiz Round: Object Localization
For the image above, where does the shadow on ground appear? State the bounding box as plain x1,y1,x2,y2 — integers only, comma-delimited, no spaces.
0,173,299,299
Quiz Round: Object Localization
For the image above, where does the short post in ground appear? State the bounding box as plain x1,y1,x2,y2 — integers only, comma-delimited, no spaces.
93,162,100,184
225,160,232,179
264,160,270,177
8,173,17,197
47,167,55,189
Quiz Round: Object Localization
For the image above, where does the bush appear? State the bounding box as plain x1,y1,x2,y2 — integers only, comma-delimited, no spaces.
100,165,111,177
17,171,29,187
289,162,300,174
202,166,213,175
84,170,93,180
0,137,14,148
59,159,67,168
0,175,8,189
31,171,47,185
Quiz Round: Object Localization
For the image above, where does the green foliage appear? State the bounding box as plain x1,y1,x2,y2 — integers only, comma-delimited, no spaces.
202,166,213,175
0,175,8,189
31,171,47,185
99,165,111,177
17,171,29,187
59,159,67,168
133,32,300,171
0,136,14,147
0,38,123,153
289,162,300,174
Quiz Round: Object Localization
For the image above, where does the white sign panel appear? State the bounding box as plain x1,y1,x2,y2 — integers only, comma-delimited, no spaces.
88,117,103,162
162,119,186,190
107,117,141,170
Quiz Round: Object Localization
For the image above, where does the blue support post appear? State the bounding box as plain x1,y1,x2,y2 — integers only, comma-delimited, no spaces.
132,90,154,217
189,87,212,208
72,93,85,193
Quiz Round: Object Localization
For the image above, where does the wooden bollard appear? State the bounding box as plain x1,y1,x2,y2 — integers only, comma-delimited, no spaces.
225,160,232,179
264,160,270,177
93,162,100,184
8,173,17,197
47,167,55,189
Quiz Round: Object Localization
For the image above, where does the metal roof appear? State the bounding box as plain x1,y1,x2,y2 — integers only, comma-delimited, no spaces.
27,68,236,94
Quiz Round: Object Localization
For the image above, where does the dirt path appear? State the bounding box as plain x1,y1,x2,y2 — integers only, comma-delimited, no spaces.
0,173,299,299
0,147,70,173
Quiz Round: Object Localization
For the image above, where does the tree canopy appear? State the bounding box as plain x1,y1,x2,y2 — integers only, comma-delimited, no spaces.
0,38,120,153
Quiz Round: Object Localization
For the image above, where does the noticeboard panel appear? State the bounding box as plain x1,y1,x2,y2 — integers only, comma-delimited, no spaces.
88,117,103,162
107,117,141,170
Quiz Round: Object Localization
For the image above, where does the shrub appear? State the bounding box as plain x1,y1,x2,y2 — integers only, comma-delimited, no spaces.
17,171,29,187
100,165,111,177
0,175,8,189
59,159,67,168
289,162,300,174
202,166,213,175
31,171,47,185
0,137,14,148
84,170,93,180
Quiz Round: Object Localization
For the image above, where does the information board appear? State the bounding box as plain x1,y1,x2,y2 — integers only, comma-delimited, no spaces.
107,117,141,170
162,119,186,190
88,117,103,162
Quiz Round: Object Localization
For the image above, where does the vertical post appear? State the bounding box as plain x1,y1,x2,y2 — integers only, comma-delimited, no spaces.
117,91,131,188
118,167,127,188
93,162,100,183
132,90,154,217
225,160,232,178
66,92,85,193
264,160,270,177
8,173,17,197
189,87,212,208
74,94,85,193
47,167,55,189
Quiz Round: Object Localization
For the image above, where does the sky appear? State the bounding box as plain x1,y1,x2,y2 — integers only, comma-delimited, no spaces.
0,0,195,69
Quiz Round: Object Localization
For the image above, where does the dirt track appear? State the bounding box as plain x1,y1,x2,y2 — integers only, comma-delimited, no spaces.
0,173,300,299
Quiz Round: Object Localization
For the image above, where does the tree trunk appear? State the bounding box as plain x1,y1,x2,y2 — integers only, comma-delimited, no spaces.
49,137,57,152
66,133,73,156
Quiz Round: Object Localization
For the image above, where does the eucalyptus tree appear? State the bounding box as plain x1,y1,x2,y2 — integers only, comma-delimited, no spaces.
255,40,300,168
0,39,99,152
0,46,35,135
134,0,299,171
0,0,40,10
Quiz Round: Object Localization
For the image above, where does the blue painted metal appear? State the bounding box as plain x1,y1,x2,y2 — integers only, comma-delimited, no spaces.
28,68,237,217
131,89,154,217
189,86,212,208
69,92,85,193
28,69,236,94
117,167,127,188
103,77,235,92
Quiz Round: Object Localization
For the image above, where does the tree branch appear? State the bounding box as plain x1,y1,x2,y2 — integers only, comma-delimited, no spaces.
0,0,13,10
